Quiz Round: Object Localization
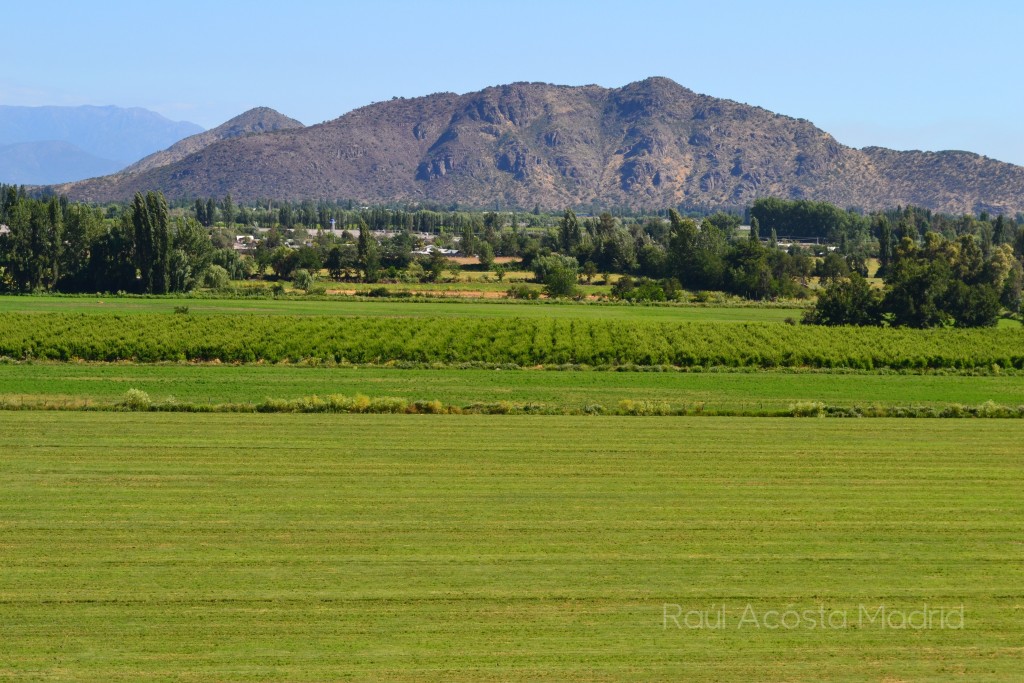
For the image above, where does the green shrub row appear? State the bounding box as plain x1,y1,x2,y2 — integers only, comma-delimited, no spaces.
1,312,1023,370
1,392,1023,419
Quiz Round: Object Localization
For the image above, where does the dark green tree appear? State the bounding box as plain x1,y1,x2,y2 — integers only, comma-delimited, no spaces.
460,216,481,256
803,273,883,326
325,245,355,281
816,251,850,283
222,194,235,229
875,215,894,276
883,237,952,328
944,281,1001,327
44,197,63,289
205,198,217,226
168,217,214,292
533,254,579,298
558,209,581,252
270,247,300,279
59,204,100,291
357,220,380,282
87,218,136,292
194,199,208,226
477,241,495,271
131,192,170,294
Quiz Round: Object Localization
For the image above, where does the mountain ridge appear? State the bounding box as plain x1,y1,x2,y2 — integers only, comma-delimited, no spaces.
56,79,1024,214
0,141,123,185
0,104,203,184
0,104,202,164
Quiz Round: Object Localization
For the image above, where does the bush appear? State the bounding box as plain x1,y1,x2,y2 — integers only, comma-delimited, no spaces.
120,389,152,411
617,399,673,416
790,401,826,417
412,399,445,414
532,254,579,298
292,269,314,291
612,276,670,302
203,265,231,290
507,284,540,300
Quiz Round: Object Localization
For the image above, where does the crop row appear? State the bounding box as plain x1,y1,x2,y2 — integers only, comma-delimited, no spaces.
1,313,1023,369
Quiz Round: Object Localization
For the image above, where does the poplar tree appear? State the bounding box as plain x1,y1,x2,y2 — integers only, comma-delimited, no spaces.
357,219,380,282
132,191,170,293
222,194,235,229
558,209,581,252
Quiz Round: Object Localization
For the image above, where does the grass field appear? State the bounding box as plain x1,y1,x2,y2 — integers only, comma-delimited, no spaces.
0,295,805,322
1,413,1021,681
2,363,1024,412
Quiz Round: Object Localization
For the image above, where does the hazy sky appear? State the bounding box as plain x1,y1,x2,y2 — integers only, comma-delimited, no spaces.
4,0,1023,163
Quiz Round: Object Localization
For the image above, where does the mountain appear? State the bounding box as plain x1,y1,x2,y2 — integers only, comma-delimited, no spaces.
0,105,202,183
0,141,124,185
57,79,1024,214
121,107,303,175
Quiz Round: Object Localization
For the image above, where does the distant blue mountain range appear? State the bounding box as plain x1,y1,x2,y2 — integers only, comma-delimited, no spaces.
0,105,203,185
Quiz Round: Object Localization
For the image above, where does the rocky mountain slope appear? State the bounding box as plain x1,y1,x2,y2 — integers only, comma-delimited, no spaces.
120,107,303,175
58,79,1024,214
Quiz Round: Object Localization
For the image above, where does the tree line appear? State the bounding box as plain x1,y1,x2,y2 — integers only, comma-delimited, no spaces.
4,185,1024,329
1,187,216,294
806,232,1022,328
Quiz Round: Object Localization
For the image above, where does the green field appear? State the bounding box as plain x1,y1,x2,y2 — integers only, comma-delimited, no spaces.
1,413,1021,681
2,289,1022,679
0,294,805,322
2,363,1024,413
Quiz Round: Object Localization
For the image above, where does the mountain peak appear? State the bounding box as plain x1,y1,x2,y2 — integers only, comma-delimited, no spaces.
119,107,303,176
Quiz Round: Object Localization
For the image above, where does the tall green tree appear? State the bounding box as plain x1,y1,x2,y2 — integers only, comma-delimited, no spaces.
60,204,101,291
44,197,63,289
194,199,208,226
222,194,235,229
206,198,217,227
558,209,581,252
168,217,214,292
668,209,726,290
87,217,136,292
357,220,380,282
131,191,170,294
460,216,481,256
2,199,36,291
875,215,894,276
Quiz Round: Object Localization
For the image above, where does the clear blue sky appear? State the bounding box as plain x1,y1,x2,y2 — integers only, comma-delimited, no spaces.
4,0,1023,163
